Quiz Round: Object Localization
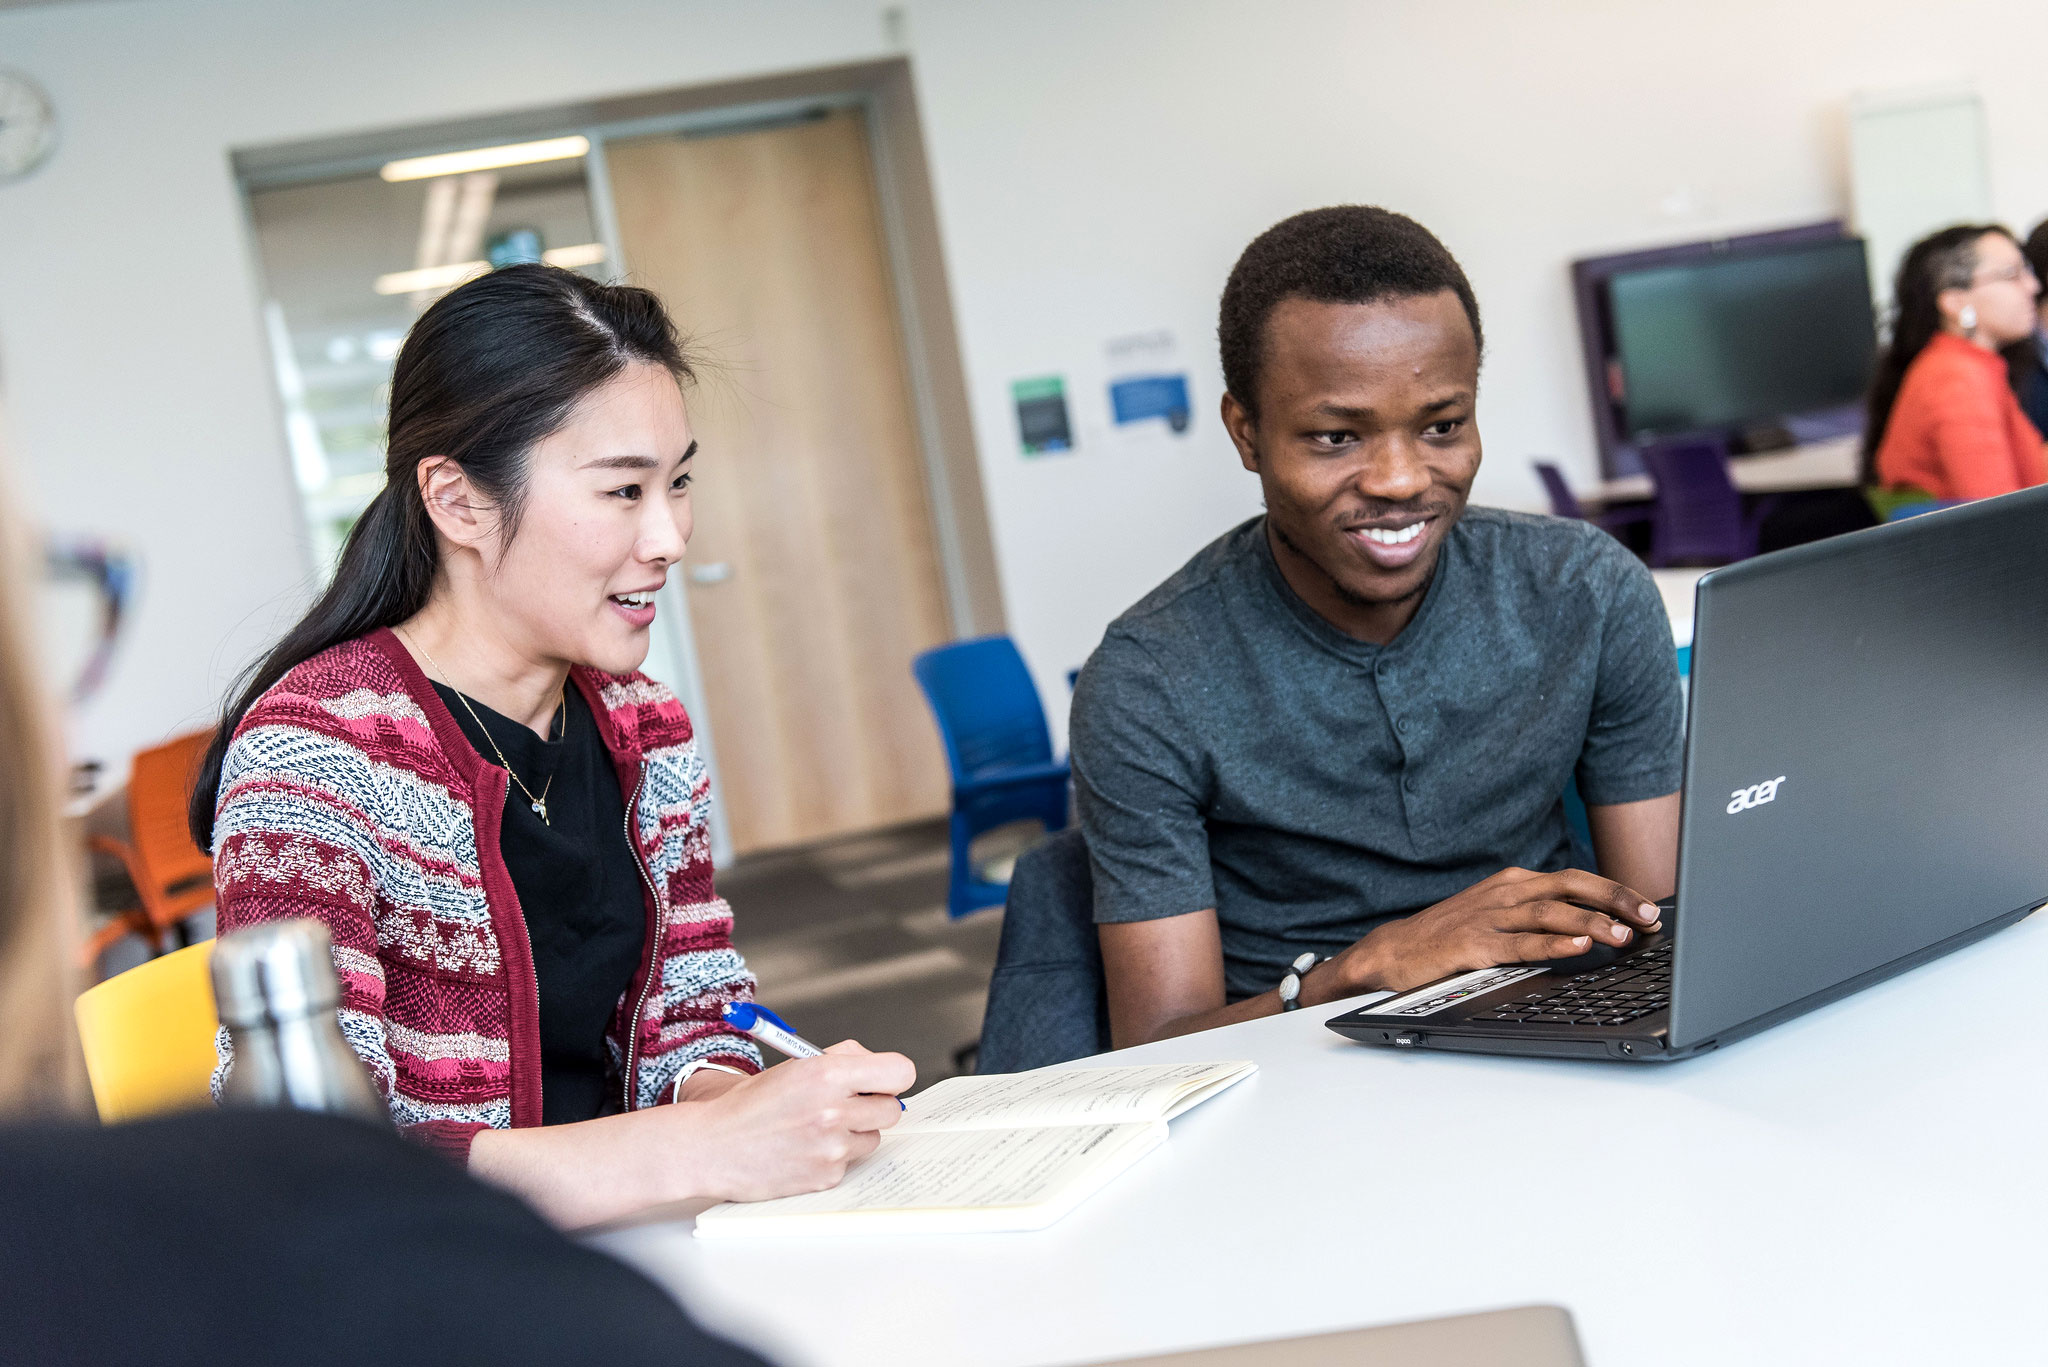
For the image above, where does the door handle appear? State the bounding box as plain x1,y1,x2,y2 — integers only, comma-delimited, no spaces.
689,562,734,586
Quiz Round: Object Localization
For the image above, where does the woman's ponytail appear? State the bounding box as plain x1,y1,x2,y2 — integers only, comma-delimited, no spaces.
188,264,692,849
186,479,435,850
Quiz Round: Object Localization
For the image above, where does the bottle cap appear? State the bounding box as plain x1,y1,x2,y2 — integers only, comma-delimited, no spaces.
210,918,342,1029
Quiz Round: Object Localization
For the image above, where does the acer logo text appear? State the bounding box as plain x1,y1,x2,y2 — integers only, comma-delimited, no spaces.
1726,776,1786,814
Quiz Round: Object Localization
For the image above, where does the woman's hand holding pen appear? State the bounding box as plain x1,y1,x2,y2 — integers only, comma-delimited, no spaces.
471,1003,910,1225
468,1040,913,1227
674,1041,915,1202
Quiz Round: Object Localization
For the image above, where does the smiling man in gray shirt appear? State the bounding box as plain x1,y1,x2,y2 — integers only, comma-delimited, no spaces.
1071,207,1683,1047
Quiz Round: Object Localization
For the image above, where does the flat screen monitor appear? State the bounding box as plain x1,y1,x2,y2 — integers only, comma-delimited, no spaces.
1606,237,1875,442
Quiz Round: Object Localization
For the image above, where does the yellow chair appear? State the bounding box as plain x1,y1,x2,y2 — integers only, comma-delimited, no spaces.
73,939,219,1123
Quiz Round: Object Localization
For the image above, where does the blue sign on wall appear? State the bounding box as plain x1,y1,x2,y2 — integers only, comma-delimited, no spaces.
1109,373,1192,433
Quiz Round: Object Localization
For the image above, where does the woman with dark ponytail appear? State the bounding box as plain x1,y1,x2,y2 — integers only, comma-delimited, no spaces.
194,264,911,1228
1863,224,2045,506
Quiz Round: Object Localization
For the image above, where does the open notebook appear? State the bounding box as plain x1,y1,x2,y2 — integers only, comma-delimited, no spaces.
694,1060,1255,1239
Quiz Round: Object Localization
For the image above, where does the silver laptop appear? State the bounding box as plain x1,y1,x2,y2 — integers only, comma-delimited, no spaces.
1083,1304,1583,1366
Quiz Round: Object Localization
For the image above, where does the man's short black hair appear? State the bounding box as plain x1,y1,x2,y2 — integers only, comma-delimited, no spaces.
1218,206,1483,421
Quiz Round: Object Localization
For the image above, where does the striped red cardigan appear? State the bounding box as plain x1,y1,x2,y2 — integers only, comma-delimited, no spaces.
210,628,761,1160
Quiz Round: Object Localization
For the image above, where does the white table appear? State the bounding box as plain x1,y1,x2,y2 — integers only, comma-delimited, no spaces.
1590,434,1861,504
592,906,2046,1367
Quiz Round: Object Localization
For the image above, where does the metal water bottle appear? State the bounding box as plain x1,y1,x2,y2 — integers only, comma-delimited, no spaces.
210,918,390,1125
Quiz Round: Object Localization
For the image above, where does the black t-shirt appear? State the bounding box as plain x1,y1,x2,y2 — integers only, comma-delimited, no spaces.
434,681,648,1125
0,1108,770,1367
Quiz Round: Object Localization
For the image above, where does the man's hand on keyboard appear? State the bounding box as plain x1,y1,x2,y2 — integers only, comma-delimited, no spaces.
1302,867,1665,1002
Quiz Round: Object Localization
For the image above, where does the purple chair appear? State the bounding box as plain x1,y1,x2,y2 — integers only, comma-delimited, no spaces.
1533,461,1652,539
1639,437,1772,566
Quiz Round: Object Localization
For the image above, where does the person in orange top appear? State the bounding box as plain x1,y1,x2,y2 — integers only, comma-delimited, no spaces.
1864,224,2046,503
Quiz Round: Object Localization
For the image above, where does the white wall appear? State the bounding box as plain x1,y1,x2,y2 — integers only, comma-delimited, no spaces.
4,0,2046,766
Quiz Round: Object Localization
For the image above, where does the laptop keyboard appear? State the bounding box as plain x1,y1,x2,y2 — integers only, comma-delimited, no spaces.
1470,942,1673,1027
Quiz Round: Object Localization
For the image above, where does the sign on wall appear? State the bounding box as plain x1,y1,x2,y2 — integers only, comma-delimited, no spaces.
1104,329,1193,450
1012,375,1074,456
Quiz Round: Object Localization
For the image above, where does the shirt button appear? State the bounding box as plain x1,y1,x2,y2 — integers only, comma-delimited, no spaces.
1394,718,1410,735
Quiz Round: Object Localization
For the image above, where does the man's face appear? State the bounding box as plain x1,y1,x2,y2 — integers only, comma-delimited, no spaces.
1223,291,1481,639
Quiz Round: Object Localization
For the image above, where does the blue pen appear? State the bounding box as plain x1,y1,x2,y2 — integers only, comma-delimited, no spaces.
722,1001,905,1109
722,1001,823,1060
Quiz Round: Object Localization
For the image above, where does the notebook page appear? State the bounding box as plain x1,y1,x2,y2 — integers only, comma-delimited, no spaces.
895,1061,1255,1133
1157,1062,1260,1120
693,1122,1166,1238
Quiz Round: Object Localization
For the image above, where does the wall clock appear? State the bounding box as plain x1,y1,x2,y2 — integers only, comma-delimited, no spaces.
0,71,57,182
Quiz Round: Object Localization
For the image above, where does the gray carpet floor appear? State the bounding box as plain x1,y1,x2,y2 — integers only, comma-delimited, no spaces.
720,818,1006,1092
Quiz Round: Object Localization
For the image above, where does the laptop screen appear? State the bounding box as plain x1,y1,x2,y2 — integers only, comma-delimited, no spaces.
1669,486,2048,1048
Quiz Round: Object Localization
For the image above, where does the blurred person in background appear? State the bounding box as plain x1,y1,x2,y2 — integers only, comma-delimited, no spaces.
0,440,83,1119
2010,219,2048,437
189,264,911,1229
1863,224,2045,509
0,422,771,1366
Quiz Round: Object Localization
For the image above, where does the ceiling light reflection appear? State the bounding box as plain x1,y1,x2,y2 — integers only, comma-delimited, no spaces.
379,135,590,183
371,244,607,296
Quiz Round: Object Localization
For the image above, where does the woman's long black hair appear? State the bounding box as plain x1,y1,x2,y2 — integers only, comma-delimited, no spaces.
189,264,692,850
1861,224,2010,482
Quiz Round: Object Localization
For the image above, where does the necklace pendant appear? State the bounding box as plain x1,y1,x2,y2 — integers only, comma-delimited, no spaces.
531,799,548,822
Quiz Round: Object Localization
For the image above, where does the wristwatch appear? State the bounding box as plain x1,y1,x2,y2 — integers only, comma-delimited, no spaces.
1278,951,1322,1011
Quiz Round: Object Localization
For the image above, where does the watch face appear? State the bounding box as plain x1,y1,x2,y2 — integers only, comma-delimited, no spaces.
0,71,57,181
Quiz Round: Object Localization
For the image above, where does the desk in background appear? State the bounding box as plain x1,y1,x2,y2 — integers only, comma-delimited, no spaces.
592,905,2044,1367
1590,433,1861,505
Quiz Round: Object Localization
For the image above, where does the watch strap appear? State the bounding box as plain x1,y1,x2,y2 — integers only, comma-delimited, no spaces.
669,1058,748,1102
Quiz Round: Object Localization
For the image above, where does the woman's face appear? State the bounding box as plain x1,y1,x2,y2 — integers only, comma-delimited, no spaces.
481,362,695,676
1954,232,2041,347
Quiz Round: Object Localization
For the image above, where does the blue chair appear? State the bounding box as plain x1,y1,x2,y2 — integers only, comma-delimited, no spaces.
912,636,1071,919
977,827,1108,1072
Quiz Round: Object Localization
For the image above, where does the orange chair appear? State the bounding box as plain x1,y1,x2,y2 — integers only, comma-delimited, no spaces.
82,730,215,968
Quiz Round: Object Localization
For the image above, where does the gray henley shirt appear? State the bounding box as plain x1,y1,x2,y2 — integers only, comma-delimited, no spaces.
1070,508,1684,1000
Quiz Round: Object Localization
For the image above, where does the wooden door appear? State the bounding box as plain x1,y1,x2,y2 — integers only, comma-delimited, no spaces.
607,110,953,855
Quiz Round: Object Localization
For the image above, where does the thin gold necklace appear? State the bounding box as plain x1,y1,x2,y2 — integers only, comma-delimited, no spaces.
404,632,565,825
